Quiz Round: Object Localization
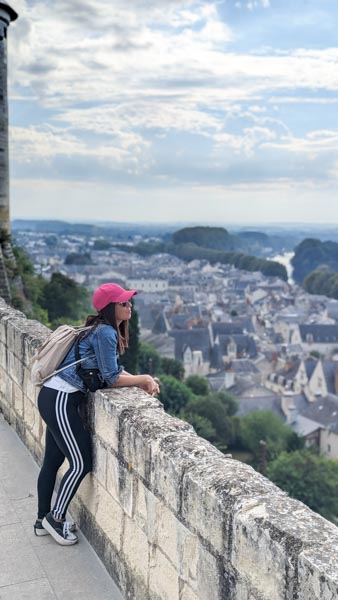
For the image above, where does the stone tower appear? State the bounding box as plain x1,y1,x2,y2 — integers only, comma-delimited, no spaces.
0,2,18,303
0,1,18,236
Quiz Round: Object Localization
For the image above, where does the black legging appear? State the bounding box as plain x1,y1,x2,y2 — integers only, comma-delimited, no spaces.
37,386,92,520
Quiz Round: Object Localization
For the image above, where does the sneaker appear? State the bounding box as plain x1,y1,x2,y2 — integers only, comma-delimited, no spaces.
34,518,77,537
42,512,78,546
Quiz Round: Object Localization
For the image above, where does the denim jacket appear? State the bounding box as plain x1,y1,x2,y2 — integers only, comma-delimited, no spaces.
56,324,124,393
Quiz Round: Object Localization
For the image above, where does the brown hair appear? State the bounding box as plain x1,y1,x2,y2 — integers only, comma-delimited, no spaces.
84,302,129,355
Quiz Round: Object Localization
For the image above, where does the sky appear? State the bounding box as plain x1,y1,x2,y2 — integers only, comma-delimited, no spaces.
7,0,338,225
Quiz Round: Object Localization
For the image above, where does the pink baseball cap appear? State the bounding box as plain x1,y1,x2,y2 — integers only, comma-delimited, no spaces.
92,283,138,312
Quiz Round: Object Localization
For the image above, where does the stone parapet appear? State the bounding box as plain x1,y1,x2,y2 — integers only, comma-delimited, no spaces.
1,296,338,600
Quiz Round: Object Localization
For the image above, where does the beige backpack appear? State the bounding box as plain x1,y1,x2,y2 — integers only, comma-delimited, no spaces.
30,325,92,386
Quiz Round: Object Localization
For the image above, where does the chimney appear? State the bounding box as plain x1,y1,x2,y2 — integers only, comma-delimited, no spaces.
287,401,298,426
224,368,235,390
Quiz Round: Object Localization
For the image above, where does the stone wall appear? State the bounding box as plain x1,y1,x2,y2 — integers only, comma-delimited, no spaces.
1,297,338,600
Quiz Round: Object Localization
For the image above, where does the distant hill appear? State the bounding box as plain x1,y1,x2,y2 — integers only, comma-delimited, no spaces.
116,226,288,281
292,238,338,283
303,269,338,300
11,219,177,239
237,231,270,243
12,220,105,236
172,226,240,251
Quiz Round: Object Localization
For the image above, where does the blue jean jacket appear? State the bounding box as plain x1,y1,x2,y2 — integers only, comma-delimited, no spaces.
57,324,124,393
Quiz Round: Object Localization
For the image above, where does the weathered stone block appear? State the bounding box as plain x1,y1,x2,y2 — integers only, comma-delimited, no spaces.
298,549,338,600
0,339,7,368
6,318,26,358
0,365,10,401
151,430,218,514
12,380,23,416
134,477,157,538
23,396,35,431
180,584,199,600
77,474,124,552
232,505,288,599
149,545,179,600
23,366,39,405
106,450,120,502
94,393,120,451
7,352,24,386
93,437,107,488
134,478,198,581
31,403,44,443
177,521,199,585
232,493,338,600
119,408,193,492
106,450,135,517
123,514,149,585
119,462,134,517
194,543,221,599
95,482,124,552
21,322,48,368
182,456,282,556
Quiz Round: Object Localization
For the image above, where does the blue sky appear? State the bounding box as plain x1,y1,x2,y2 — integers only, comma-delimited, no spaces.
8,0,338,224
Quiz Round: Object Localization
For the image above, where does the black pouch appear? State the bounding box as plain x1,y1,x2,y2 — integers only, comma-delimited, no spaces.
75,339,106,392
76,365,105,392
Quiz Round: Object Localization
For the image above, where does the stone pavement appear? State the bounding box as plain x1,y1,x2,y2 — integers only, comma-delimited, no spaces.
0,414,124,600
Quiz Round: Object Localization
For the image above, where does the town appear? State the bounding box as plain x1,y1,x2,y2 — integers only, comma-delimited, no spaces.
14,226,338,461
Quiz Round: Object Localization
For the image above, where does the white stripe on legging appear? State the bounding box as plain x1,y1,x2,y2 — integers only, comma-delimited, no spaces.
54,391,83,519
53,391,84,519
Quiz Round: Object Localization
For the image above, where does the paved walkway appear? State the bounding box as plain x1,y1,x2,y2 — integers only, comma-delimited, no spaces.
0,414,124,600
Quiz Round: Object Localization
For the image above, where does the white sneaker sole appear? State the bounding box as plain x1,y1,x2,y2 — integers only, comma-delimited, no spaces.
34,526,49,537
42,516,78,546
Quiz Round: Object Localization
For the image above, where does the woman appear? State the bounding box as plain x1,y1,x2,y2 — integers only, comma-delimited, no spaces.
34,282,159,546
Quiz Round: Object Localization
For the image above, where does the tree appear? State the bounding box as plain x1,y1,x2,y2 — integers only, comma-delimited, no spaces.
93,239,111,250
181,412,217,443
239,411,296,462
123,304,140,373
11,247,49,325
160,357,185,380
182,394,236,451
158,375,194,414
172,226,235,251
44,235,58,247
40,272,91,327
267,449,338,522
292,238,338,283
64,252,92,265
138,342,162,375
185,375,210,396
138,343,184,380
214,391,238,416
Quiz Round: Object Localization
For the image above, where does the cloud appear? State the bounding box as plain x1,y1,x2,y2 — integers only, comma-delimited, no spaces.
264,130,338,153
7,0,338,222
10,125,151,175
235,0,270,9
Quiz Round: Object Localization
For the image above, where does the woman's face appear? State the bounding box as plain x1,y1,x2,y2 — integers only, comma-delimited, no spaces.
115,300,132,324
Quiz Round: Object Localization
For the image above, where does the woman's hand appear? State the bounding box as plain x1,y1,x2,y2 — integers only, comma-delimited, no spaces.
138,375,160,396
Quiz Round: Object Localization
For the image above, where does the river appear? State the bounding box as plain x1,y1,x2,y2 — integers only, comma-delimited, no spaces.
270,251,295,284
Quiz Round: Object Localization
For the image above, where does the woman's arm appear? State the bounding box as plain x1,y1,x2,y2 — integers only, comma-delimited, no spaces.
110,372,159,396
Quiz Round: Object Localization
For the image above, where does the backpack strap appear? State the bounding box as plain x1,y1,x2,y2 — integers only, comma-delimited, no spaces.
74,337,82,371
41,334,95,383
40,356,91,383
